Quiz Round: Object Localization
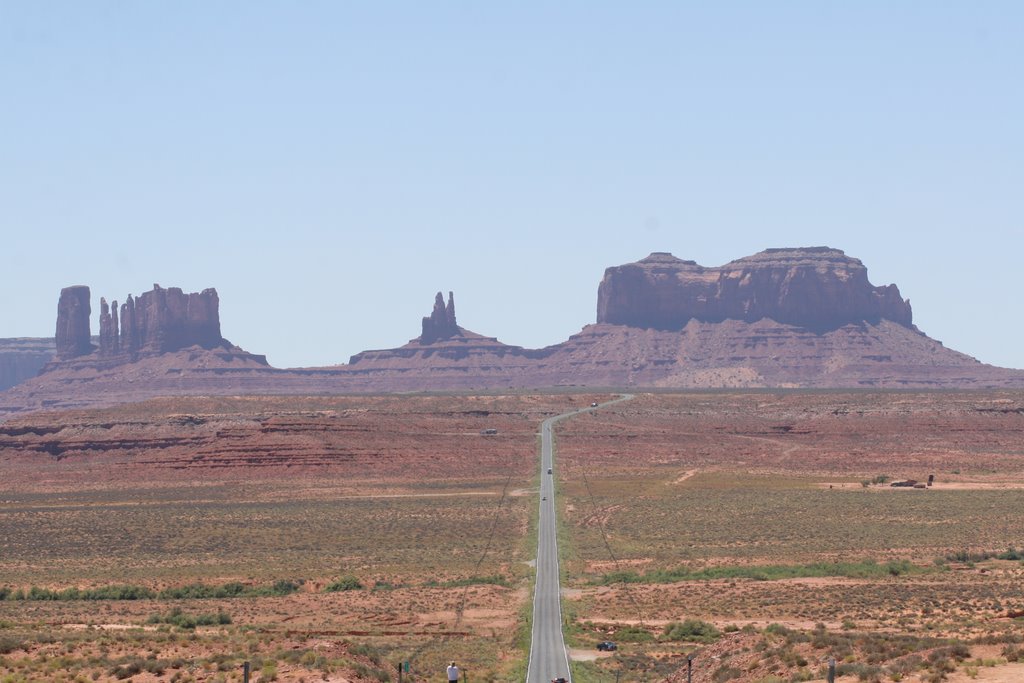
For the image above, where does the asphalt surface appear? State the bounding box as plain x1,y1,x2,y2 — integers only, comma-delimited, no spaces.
526,395,633,683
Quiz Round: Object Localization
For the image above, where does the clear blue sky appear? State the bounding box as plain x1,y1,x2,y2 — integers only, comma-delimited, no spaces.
3,3,1022,369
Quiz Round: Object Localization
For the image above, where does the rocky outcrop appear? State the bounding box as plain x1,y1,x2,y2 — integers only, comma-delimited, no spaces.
55,286,94,359
0,338,55,391
98,298,118,357
53,284,227,364
597,248,914,332
420,291,460,344
348,290,540,369
98,285,226,357
4,249,1024,419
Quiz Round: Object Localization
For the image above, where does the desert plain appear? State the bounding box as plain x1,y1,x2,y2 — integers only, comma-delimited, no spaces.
1,391,1023,683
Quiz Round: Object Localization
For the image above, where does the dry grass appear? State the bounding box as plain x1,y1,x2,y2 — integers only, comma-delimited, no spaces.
3,390,1024,682
556,391,1024,681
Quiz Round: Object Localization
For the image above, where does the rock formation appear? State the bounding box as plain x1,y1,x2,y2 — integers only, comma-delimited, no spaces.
55,286,94,359
98,298,117,356
597,248,913,332
4,249,1024,419
0,338,55,391
51,284,229,366
97,285,226,357
420,291,460,344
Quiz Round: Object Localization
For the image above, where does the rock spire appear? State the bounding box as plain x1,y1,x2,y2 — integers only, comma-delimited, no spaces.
420,291,460,344
55,286,93,359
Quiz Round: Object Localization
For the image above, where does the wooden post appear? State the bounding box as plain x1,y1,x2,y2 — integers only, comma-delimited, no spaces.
827,657,836,683
398,662,402,683
687,655,693,683
242,661,250,683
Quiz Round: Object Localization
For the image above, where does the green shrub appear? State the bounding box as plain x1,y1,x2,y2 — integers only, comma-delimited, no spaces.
662,619,720,643
146,608,231,630
595,559,922,585
158,581,297,600
614,624,654,643
325,576,363,592
0,636,26,655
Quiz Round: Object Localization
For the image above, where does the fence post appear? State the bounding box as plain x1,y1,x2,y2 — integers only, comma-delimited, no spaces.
827,657,836,683
687,655,692,683
242,661,250,683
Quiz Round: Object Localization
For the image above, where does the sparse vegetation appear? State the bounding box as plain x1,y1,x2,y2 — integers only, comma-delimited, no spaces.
662,618,720,643
3,391,1024,682
423,574,511,588
0,580,299,601
324,575,363,592
596,559,920,585
145,607,232,629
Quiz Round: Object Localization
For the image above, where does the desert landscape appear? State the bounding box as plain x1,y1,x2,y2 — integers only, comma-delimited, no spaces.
7,3,1022,680
2,391,1023,682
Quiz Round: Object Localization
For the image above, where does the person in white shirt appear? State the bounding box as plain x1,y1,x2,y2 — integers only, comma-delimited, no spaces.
447,661,460,683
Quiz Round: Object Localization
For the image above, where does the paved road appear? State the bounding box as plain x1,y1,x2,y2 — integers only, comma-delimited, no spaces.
526,395,633,683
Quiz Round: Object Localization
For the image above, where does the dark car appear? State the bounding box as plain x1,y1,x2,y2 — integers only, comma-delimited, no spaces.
552,678,568,683
596,641,617,651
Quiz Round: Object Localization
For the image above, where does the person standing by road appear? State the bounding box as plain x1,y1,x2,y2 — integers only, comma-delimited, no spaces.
447,661,460,683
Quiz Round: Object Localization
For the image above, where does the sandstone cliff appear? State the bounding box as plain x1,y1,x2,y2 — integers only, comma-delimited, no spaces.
597,248,913,331
3,249,1024,419
0,338,55,391
55,284,229,364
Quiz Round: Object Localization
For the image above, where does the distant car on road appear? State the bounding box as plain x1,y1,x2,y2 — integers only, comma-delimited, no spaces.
596,641,617,651
552,678,568,683
542,495,546,500
590,402,598,407
547,467,552,474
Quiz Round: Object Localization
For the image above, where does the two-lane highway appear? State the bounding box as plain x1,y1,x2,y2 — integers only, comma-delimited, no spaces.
526,395,633,683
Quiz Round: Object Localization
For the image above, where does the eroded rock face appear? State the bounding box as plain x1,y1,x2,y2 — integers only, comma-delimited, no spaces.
55,286,93,359
0,338,55,391
420,291,460,344
596,247,913,331
49,283,228,366
96,285,225,357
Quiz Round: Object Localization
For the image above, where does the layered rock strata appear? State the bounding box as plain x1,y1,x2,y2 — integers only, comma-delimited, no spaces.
4,248,1024,419
55,284,229,364
0,338,55,391
597,248,913,331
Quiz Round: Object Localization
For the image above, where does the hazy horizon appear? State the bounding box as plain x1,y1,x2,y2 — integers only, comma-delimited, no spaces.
3,3,1022,369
